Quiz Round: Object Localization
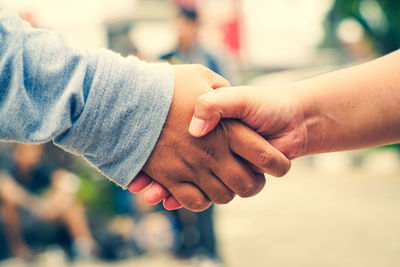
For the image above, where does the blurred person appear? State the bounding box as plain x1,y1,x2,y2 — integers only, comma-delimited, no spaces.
161,7,224,78
160,7,223,264
0,11,290,213
0,144,97,260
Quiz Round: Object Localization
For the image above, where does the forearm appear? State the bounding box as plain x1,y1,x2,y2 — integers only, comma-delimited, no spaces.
0,174,38,209
0,11,174,188
297,51,400,155
0,202,25,249
44,170,77,217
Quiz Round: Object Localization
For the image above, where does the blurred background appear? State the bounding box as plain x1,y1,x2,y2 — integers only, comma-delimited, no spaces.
1,0,400,266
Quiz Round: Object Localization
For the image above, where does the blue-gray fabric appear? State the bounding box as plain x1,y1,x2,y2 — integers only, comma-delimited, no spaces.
0,11,174,188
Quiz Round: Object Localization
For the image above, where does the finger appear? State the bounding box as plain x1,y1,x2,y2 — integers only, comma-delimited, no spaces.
213,153,266,198
228,121,291,177
249,162,264,174
189,87,251,137
196,64,231,89
163,195,183,210
168,183,212,212
195,172,236,205
128,172,153,193
143,182,170,205
207,70,231,89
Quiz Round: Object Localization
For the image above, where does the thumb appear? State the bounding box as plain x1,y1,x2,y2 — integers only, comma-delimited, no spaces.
189,86,251,137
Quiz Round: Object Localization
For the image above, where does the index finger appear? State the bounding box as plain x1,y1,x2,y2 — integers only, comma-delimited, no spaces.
226,120,291,177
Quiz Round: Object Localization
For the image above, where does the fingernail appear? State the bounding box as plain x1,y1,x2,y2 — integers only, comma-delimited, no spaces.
189,117,207,136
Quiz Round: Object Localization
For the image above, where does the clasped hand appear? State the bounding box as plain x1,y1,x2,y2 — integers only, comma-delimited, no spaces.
129,65,293,211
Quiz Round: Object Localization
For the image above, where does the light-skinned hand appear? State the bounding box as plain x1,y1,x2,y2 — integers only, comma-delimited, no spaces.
128,66,291,212
188,85,308,159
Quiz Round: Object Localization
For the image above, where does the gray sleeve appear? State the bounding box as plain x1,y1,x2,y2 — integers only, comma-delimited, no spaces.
0,11,174,188
54,52,174,188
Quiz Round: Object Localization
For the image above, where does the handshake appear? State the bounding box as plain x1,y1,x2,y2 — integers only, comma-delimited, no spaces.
1,12,397,213
128,64,307,212
127,52,400,211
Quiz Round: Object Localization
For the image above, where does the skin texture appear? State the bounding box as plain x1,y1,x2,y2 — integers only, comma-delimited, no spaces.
129,65,291,212
188,85,307,160
139,50,400,209
189,50,400,156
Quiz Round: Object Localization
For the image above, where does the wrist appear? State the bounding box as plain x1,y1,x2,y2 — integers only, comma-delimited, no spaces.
283,85,310,158
261,84,310,159
292,80,324,157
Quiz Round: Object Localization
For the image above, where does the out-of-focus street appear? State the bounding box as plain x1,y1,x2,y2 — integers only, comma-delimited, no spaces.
218,152,400,267
3,151,400,267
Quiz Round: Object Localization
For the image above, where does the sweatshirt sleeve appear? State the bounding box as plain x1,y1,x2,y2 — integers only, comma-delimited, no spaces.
0,11,174,188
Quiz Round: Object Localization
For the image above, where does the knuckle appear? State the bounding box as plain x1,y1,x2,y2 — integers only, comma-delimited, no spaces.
186,197,210,212
219,121,232,140
276,162,291,177
257,151,273,170
219,168,265,199
197,94,217,112
198,64,216,79
201,145,216,159
181,156,199,176
213,191,235,205
144,191,162,205
238,182,259,198
195,64,207,73
164,172,183,186
237,175,266,198
200,64,209,72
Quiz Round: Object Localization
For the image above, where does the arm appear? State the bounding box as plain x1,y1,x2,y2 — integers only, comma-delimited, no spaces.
0,174,32,259
188,50,400,158
0,201,31,259
0,11,290,211
298,51,400,155
33,169,78,220
0,173,39,209
0,11,173,188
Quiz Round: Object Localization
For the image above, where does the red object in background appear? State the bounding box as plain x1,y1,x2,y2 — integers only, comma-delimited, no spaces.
20,12,37,27
173,0,197,9
221,17,241,56
174,0,242,57
221,1,242,57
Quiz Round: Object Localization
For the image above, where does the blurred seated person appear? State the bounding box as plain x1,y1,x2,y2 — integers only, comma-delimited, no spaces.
0,144,97,260
160,6,222,263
